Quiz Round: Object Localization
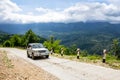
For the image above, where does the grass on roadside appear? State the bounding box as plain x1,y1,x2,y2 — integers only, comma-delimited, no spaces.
52,53,120,69
106,55,120,69
2,51,14,68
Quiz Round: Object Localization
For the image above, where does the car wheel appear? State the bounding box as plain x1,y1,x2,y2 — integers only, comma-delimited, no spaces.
32,53,35,60
27,51,30,58
46,55,49,58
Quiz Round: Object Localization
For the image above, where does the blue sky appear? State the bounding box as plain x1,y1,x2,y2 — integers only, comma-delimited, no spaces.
0,0,120,24
11,0,106,11
11,0,80,13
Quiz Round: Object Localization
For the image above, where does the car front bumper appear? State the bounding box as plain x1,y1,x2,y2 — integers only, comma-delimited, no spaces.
34,52,49,57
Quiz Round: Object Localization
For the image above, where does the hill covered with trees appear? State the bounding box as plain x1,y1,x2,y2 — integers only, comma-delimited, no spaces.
0,22,120,53
0,31,12,46
2,30,46,47
1,29,120,67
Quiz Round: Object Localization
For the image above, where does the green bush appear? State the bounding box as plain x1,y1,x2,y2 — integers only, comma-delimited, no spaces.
3,40,11,47
88,55,101,60
81,50,88,57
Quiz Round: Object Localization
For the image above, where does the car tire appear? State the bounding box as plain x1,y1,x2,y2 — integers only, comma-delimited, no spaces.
32,53,35,60
27,51,30,58
46,55,49,58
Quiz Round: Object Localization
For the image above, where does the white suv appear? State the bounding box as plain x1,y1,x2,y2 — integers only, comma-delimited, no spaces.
27,43,49,59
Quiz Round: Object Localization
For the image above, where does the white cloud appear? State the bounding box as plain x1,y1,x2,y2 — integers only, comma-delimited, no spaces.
35,7,52,13
0,0,22,23
0,0,120,24
63,2,120,23
107,0,120,6
0,0,22,12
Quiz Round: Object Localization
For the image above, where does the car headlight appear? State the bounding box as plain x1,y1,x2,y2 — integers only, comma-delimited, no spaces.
46,50,49,53
34,51,38,53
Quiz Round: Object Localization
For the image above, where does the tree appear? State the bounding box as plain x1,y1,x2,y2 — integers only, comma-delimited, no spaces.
3,40,11,47
50,36,54,44
2,29,46,48
111,39,120,59
10,34,21,47
81,50,88,57
22,29,40,47
52,40,62,53
43,36,62,53
69,44,77,55
43,36,54,51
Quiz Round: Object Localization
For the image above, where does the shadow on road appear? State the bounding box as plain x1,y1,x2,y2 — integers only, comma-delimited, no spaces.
29,56,50,60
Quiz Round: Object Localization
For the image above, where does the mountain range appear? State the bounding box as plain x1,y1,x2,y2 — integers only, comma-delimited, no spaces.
0,22,120,54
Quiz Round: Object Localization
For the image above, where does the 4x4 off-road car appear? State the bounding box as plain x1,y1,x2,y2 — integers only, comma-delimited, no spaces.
27,43,50,59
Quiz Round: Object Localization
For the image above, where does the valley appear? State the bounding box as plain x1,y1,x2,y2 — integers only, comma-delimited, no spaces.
0,22,120,53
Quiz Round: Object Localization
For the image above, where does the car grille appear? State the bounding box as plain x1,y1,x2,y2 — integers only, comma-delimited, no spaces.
39,50,46,53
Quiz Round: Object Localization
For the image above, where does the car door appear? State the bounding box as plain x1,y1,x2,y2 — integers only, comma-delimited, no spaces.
27,45,32,56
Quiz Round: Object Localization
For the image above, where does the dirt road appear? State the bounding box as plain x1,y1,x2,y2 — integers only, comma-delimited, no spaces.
0,50,58,80
0,48,120,80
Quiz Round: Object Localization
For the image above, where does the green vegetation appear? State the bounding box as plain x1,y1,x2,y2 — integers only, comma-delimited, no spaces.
2,29,46,48
0,31,11,46
43,36,64,53
3,40,11,47
21,29,40,47
1,22,120,54
1,29,120,69
111,39,120,59
106,55,120,69
55,31,117,54
53,53,120,69
44,37,120,69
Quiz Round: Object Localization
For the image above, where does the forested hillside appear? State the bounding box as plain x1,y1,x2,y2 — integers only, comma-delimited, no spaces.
0,30,46,47
0,31,12,45
0,22,120,53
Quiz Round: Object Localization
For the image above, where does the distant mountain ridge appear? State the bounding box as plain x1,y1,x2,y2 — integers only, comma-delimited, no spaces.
0,22,120,53
0,22,120,34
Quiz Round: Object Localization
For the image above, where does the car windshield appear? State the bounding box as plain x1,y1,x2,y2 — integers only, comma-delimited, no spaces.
32,44,44,48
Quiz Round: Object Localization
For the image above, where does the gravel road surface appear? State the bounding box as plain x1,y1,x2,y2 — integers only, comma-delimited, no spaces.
0,48,120,80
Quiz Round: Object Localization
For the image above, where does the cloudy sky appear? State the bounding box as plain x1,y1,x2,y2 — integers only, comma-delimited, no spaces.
0,0,120,24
